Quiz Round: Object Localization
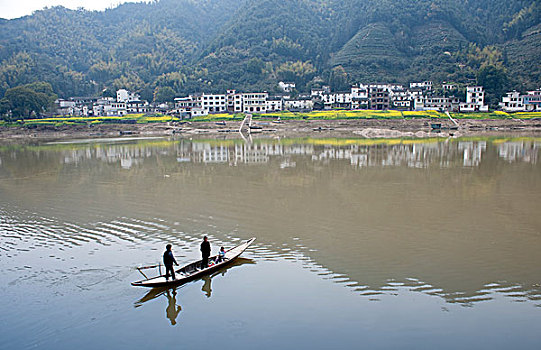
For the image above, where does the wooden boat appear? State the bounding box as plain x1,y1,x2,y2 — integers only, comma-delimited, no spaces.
131,238,256,288
134,257,256,307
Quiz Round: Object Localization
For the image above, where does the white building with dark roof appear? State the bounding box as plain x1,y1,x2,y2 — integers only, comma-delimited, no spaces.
499,91,524,112
278,82,296,93
242,92,268,113
116,89,140,103
266,96,284,112
523,89,541,111
460,86,488,112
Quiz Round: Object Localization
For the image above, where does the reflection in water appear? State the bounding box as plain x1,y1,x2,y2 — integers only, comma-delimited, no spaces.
1,137,540,310
134,258,256,324
202,275,212,298
165,290,182,325
1,137,537,171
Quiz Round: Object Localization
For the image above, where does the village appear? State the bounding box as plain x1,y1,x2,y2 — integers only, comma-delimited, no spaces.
55,81,541,119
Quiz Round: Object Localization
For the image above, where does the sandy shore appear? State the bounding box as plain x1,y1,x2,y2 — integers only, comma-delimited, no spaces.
1,118,540,142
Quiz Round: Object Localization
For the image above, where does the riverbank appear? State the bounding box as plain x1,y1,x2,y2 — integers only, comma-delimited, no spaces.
1,117,540,142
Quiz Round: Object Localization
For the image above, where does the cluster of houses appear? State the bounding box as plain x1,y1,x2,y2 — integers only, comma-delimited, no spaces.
55,89,168,117
55,82,541,118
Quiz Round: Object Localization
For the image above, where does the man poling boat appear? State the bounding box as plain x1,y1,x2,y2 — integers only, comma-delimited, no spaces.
132,238,256,288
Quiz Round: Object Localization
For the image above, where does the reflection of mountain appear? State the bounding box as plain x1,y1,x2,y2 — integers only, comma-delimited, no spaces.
1,137,540,308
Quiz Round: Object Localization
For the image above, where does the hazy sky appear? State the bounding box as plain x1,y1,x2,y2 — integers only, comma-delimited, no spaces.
0,1,146,19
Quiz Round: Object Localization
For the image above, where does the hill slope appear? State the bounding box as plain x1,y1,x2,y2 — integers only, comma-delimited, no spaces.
0,0,539,100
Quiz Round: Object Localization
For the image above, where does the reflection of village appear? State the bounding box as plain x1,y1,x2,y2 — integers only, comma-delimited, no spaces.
56,139,540,169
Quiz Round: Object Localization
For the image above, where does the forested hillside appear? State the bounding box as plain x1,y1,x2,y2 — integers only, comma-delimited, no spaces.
0,0,539,102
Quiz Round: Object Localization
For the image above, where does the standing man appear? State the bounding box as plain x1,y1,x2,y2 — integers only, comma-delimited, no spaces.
163,244,179,280
200,236,211,269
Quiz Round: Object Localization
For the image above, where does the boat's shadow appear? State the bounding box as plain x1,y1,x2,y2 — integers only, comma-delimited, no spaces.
134,257,255,307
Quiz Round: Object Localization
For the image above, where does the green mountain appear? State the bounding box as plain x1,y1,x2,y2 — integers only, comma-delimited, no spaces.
0,0,539,101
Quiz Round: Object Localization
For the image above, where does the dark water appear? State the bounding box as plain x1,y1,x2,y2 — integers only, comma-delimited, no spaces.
0,136,540,349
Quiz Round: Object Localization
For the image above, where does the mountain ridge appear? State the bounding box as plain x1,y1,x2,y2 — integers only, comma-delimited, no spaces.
0,0,539,102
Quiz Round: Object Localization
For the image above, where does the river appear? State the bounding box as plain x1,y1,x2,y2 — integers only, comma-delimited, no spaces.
0,135,540,349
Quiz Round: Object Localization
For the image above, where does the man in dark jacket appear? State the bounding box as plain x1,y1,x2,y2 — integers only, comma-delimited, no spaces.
200,236,211,269
163,244,179,280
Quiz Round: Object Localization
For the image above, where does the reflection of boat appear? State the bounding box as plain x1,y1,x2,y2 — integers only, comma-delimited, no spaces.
132,238,256,288
134,257,256,306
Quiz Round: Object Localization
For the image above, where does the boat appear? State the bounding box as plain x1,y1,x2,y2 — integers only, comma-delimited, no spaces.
134,257,256,307
131,238,256,288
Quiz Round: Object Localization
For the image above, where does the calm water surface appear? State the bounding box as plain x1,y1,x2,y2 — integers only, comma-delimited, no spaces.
0,136,540,349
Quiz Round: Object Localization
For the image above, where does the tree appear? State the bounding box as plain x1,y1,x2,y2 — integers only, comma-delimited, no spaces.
246,58,265,74
1,82,57,118
329,66,349,92
153,86,176,103
0,98,12,120
276,61,316,91
477,64,509,106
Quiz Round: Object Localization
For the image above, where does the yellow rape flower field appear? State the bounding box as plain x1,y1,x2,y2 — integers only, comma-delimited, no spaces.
3,110,540,128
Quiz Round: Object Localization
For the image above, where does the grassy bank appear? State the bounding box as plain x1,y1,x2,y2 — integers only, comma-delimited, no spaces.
192,110,541,122
0,114,179,128
258,110,541,120
1,110,540,128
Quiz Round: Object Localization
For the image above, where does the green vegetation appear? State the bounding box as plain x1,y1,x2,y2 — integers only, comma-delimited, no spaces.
191,113,244,122
0,0,539,105
2,114,178,127
188,110,541,122
257,110,541,121
2,110,540,128
0,82,57,120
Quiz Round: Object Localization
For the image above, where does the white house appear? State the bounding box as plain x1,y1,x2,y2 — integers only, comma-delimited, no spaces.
127,101,149,114
192,93,227,113
320,93,335,109
414,96,451,111
351,85,369,109
442,82,456,91
499,91,524,112
226,90,243,113
93,97,114,116
103,102,127,116
284,98,313,111
242,92,268,113
523,89,541,111
390,90,413,110
311,86,331,97
409,81,433,91
116,89,140,103
173,96,208,118
332,92,352,109
278,82,296,93
460,86,488,112
55,99,76,116
266,96,284,112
